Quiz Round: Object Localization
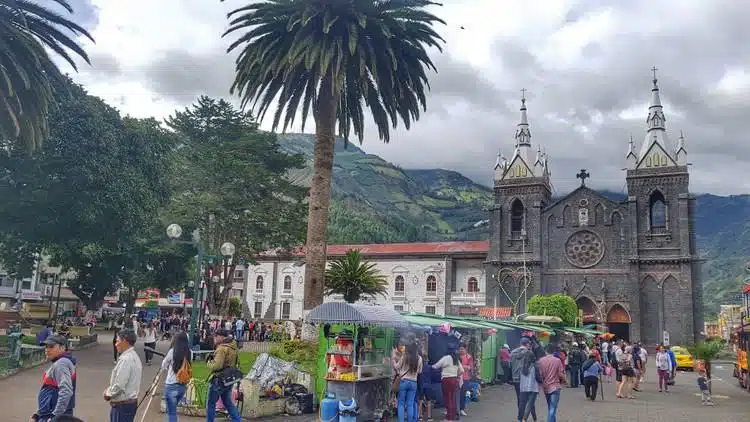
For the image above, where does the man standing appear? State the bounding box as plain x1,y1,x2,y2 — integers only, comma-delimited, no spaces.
31,335,77,422
510,337,534,422
537,344,566,422
567,342,583,388
206,329,241,422
104,329,143,422
235,317,245,344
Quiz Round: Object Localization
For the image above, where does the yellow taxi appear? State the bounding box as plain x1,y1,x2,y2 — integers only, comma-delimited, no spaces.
672,346,695,371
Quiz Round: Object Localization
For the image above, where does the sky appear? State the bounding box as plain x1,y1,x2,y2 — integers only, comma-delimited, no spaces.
48,0,750,195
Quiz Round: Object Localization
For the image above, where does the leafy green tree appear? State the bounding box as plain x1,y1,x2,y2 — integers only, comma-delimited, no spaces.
324,249,388,303
228,297,242,318
0,79,183,309
224,0,445,310
165,96,307,315
0,0,93,151
688,340,723,393
526,294,578,326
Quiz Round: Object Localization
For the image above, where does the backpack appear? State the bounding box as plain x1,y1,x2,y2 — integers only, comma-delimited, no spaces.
213,345,243,388
176,358,193,384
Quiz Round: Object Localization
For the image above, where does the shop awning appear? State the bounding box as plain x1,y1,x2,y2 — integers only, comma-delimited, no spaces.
562,327,603,337
465,319,514,331
306,302,409,327
403,313,483,329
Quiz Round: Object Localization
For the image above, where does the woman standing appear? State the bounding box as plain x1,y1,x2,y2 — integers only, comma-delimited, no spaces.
162,332,192,422
518,349,538,422
143,320,158,365
433,344,463,422
655,345,672,392
396,341,423,422
616,345,636,399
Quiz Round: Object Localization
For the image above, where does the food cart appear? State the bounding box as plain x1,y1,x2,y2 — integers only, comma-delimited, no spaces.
307,302,408,421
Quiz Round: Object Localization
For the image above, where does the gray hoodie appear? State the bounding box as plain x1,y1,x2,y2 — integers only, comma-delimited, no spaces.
510,346,533,383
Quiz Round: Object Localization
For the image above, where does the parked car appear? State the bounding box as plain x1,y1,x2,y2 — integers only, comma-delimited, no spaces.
672,346,695,371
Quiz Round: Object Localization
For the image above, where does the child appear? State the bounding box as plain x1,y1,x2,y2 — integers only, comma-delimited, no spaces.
697,369,713,405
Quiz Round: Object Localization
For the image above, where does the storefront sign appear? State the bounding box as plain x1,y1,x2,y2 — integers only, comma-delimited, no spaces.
167,293,182,304
21,290,42,300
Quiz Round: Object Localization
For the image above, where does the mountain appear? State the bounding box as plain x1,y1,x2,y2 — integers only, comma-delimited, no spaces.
277,133,750,317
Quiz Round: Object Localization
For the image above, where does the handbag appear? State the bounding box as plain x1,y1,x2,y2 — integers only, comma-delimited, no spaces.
214,347,243,388
392,371,404,393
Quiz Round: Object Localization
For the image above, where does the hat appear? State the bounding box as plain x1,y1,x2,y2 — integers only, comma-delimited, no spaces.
520,337,531,346
572,342,578,347
43,334,67,347
503,344,510,349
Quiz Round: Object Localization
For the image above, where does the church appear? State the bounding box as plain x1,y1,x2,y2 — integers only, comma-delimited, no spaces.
488,71,702,346
247,72,703,348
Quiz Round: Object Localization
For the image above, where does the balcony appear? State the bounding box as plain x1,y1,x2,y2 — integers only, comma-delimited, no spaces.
281,289,293,298
0,286,16,298
450,292,486,306
392,290,405,301
253,288,265,298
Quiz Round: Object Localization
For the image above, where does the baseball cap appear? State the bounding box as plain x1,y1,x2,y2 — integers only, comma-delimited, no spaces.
520,337,531,346
43,334,68,347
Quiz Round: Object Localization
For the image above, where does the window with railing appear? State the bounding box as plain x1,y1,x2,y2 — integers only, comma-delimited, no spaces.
394,275,405,296
254,301,263,318
281,302,291,319
425,306,436,314
283,275,292,292
394,305,404,312
233,269,244,280
467,277,479,293
426,275,437,296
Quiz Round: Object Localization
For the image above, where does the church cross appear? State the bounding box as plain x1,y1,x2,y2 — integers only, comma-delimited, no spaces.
521,88,527,99
651,66,658,81
576,169,590,186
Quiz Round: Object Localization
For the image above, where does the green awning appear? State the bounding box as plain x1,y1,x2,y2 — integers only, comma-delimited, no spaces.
465,319,514,331
403,314,506,330
562,327,602,337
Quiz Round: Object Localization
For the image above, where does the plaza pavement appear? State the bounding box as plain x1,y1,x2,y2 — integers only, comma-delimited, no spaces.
1,337,749,421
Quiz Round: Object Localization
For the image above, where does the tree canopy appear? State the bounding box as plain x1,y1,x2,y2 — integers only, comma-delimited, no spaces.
526,294,578,326
0,0,93,151
164,96,308,315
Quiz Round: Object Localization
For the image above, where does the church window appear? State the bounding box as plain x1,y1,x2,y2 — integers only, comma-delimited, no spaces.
649,191,667,232
426,275,437,296
394,275,405,296
467,277,479,293
510,199,525,237
283,275,292,292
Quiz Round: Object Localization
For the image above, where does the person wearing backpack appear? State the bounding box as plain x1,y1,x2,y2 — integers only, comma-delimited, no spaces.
161,332,192,422
206,329,241,422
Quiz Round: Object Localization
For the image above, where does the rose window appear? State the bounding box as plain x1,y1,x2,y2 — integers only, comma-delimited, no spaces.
565,230,605,268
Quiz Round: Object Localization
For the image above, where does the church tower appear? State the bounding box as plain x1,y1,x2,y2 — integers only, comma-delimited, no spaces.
625,69,702,346
487,93,552,315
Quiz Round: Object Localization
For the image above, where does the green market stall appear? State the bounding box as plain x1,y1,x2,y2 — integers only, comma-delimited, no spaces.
307,302,408,421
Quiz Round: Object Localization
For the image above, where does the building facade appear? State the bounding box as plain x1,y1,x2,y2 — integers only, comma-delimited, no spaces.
488,74,702,346
246,242,490,321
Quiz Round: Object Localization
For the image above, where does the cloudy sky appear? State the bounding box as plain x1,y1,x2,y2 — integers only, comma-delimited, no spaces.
51,0,749,195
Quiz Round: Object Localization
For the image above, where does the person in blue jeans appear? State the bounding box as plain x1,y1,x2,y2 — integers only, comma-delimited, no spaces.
161,332,191,422
537,344,565,422
395,341,423,422
205,329,242,422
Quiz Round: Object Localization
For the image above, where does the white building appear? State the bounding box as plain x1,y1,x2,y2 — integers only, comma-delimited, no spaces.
244,241,494,321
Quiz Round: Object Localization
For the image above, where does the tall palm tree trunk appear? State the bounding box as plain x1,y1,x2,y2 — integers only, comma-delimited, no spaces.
302,71,338,312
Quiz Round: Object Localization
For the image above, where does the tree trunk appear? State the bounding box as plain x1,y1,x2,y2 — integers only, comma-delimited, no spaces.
217,265,236,317
302,70,338,312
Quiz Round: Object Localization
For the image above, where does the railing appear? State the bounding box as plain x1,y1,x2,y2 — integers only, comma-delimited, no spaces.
0,344,46,377
451,292,486,303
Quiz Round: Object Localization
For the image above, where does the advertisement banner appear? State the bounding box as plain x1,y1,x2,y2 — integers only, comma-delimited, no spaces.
167,293,182,304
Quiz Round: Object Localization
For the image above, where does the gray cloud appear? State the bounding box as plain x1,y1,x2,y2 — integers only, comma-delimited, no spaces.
78,0,750,195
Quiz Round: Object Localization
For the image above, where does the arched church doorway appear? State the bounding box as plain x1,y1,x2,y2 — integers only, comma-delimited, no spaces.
576,297,598,324
607,304,631,342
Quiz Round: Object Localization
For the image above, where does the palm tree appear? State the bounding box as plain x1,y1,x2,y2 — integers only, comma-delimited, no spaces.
324,249,388,304
689,340,723,394
223,0,445,311
0,0,93,151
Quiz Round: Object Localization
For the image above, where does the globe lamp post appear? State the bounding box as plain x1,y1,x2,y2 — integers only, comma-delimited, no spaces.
166,223,203,345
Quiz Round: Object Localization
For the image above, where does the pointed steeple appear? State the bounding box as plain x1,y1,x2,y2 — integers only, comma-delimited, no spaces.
638,67,673,162
676,130,687,165
514,89,532,162
626,134,638,169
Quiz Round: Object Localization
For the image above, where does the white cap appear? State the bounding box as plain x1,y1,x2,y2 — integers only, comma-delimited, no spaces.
572,342,578,347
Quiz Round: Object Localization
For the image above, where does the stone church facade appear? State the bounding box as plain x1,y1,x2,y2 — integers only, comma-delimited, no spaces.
488,74,703,346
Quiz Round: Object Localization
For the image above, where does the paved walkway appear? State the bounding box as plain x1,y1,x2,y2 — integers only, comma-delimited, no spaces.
2,339,749,421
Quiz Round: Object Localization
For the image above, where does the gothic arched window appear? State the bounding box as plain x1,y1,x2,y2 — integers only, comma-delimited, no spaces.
649,191,667,232
510,199,525,236
467,277,479,293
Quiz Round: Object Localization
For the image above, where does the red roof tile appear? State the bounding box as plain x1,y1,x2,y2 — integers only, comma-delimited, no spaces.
479,307,513,319
259,240,489,258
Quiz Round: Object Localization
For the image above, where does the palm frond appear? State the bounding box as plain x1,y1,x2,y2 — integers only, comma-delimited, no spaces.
0,0,94,151
324,249,388,303
224,0,445,144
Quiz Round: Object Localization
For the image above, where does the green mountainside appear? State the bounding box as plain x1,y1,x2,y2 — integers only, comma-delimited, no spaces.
278,133,749,317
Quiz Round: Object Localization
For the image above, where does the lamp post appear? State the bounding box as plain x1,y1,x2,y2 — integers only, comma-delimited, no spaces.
219,242,235,318
167,223,203,345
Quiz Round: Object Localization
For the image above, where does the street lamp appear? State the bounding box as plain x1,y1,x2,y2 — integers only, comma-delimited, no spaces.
166,223,203,345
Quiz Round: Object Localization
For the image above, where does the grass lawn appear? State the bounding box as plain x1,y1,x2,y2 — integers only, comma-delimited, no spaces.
0,335,39,347
191,351,259,381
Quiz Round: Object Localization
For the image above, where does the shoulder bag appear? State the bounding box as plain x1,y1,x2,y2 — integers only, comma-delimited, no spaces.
214,347,243,388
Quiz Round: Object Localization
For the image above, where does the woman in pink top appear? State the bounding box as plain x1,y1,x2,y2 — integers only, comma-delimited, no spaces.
458,345,475,416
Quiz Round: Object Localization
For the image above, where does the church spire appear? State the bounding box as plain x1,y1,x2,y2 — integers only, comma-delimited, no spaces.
637,67,674,165
515,89,531,148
